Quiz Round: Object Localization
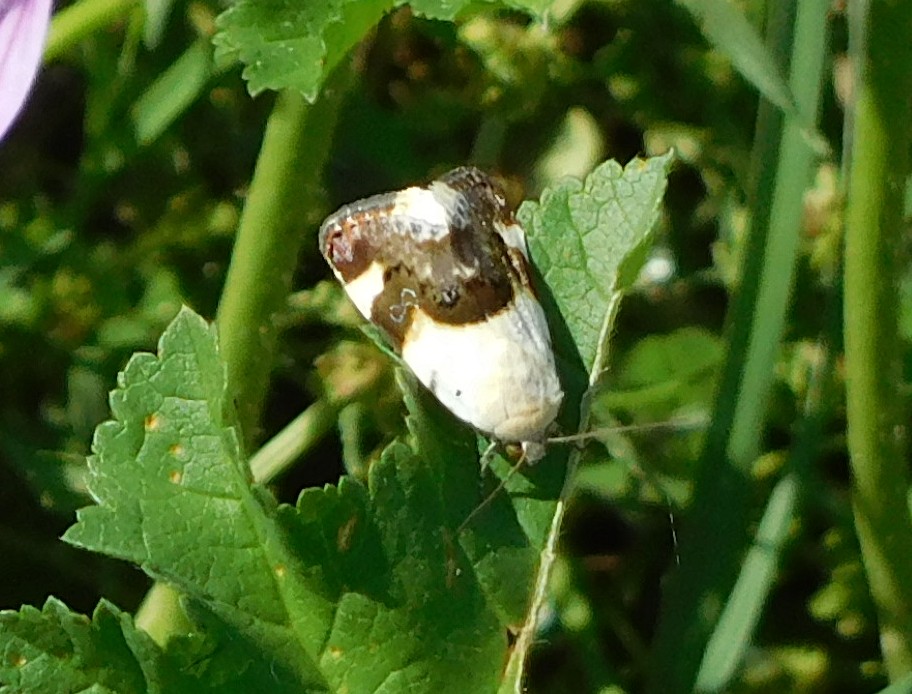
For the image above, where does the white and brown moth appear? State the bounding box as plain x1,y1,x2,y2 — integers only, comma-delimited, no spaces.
318,167,564,460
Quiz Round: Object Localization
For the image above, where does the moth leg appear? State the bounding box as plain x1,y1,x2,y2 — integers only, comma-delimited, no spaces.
459,445,529,533
478,439,499,474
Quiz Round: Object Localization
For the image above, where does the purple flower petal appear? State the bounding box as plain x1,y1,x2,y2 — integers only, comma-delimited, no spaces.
0,0,54,141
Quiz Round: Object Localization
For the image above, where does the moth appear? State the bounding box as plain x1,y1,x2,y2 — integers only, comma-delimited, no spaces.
318,167,564,460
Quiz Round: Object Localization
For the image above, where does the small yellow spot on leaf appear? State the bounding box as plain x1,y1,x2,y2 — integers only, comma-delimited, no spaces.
169,470,182,484
14,654,27,667
275,564,286,578
169,443,184,457
144,414,161,431
329,646,343,659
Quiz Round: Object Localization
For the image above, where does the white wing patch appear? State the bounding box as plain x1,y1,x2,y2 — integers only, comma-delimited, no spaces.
401,289,562,443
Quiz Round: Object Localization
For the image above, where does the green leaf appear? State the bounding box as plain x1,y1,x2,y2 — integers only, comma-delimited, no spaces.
876,673,912,694
409,0,551,21
676,0,795,115
64,308,509,691
599,327,723,418
0,598,282,693
213,0,394,99
399,369,544,627
407,0,473,20
213,0,551,99
493,153,672,690
305,441,505,692
64,307,332,690
615,327,723,389
0,599,173,693
520,152,674,376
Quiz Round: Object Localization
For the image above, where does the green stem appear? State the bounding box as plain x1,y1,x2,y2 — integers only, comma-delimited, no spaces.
250,394,372,484
216,66,353,447
134,584,192,644
45,0,139,62
843,0,912,680
647,1,830,690
137,66,353,643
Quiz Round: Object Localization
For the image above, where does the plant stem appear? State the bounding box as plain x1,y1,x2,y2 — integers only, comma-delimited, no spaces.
137,66,353,642
248,378,381,484
134,583,191,645
216,66,352,447
46,0,139,62
843,0,912,680
647,0,830,689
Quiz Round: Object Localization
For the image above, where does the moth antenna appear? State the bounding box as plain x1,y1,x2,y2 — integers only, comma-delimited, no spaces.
457,416,706,534
549,416,698,566
458,448,528,533
610,445,685,568
546,414,709,445
668,508,680,567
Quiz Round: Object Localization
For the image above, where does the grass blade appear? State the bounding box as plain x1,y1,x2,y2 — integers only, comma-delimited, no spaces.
843,0,912,680
676,0,794,115
647,1,831,690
